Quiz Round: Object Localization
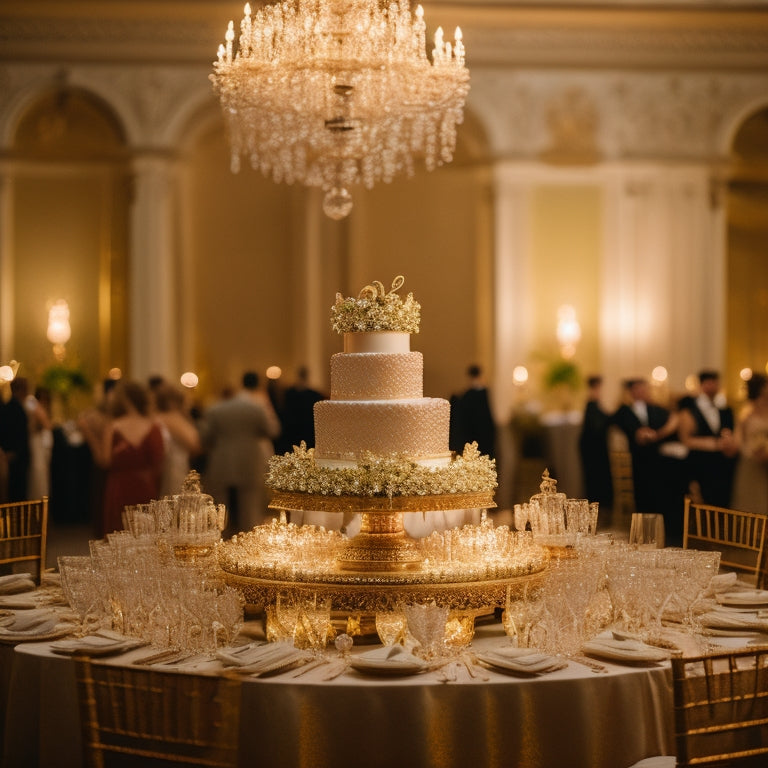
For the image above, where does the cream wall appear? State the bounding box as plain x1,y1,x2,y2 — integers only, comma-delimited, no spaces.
529,185,602,384
348,165,492,400
185,120,297,396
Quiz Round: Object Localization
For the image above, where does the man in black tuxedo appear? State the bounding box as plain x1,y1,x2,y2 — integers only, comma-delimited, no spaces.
578,375,613,509
451,364,496,458
678,369,738,508
613,378,679,517
0,377,30,502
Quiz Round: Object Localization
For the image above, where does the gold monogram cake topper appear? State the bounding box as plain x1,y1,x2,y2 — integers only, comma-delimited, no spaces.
331,275,421,334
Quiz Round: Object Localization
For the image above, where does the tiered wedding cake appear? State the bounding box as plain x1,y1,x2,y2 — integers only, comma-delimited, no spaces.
314,279,450,467
267,276,496,509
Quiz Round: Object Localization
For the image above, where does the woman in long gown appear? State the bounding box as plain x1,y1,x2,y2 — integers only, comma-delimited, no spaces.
81,380,164,536
732,373,768,515
153,382,201,497
25,387,53,499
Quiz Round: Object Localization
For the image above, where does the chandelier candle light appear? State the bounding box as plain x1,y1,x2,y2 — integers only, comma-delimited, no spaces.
211,0,470,219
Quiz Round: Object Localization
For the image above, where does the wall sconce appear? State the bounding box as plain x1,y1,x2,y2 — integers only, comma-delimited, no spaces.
47,299,71,360
556,305,581,359
0,360,20,383
180,371,199,389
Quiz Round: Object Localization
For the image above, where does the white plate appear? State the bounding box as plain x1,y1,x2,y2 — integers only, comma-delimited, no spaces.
349,646,426,676
699,610,768,632
716,590,768,607
0,575,36,596
582,637,671,663
475,650,562,675
0,625,74,644
51,635,147,657
349,657,425,676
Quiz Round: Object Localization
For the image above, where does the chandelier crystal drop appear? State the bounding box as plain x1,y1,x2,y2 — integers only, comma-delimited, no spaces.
211,0,470,219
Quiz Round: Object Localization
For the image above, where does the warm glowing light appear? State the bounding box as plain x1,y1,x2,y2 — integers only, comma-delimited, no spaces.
684,374,698,392
512,366,529,384
180,371,199,388
740,368,753,381
556,305,581,359
651,366,668,383
0,366,14,382
108,368,122,380
266,366,282,380
47,299,71,359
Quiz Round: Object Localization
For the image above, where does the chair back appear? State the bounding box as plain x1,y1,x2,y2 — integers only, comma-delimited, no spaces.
74,656,242,768
0,497,48,583
608,426,635,516
683,497,768,586
672,647,768,767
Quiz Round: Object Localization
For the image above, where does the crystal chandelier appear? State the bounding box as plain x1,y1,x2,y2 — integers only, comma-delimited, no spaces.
211,0,470,219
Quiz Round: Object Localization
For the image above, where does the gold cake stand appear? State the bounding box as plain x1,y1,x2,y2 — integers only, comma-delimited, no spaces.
268,490,497,572
216,490,550,616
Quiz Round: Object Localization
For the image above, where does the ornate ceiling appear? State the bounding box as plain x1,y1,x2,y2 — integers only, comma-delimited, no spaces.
0,1,767,71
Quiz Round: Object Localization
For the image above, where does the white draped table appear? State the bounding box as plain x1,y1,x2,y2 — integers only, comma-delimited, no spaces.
1,624,676,768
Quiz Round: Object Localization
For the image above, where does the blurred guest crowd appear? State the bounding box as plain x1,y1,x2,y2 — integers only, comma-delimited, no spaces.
578,370,768,546
0,368,323,538
0,364,766,546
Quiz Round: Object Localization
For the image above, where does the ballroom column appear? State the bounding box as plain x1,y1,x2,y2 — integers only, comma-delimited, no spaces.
298,189,326,389
600,164,725,399
492,163,535,425
129,154,179,381
0,169,14,364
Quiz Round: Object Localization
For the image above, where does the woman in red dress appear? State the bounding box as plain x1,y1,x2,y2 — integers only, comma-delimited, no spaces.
82,380,164,536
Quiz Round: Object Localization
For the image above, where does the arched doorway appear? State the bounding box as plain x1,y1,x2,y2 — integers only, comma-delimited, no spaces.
6,85,130,400
726,106,768,399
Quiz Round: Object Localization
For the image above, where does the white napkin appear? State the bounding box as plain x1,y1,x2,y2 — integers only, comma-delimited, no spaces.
699,608,768,632
0,595,38,609
0,609,59,634
357,645,423,665
582,634,671,663
51,634,146,657
0,574,35,595
216,641,310,674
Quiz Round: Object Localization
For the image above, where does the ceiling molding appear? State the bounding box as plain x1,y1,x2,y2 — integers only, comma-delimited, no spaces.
1,3,767,70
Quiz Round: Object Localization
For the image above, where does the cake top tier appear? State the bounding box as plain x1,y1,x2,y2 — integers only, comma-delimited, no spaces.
331,275,421,334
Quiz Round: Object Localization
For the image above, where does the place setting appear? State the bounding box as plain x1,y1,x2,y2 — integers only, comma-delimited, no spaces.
0,606,76,644
50,628,149,657
581,632,673,666
0,573,36,596
472,646,567,676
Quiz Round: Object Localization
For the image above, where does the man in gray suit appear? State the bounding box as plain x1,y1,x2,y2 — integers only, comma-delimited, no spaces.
200,371,280,532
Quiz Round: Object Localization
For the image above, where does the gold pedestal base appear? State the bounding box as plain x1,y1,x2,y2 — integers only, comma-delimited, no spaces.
337,511,423,572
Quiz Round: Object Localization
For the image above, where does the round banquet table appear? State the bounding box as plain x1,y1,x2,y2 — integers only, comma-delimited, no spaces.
1,624,676,768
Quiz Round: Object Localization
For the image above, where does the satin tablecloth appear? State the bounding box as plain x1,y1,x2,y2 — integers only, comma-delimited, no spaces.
1,625,674,768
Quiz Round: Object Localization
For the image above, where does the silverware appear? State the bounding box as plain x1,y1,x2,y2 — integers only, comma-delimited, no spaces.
569,654,609,673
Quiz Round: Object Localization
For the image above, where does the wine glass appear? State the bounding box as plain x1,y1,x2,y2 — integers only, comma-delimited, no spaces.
404,602,449,660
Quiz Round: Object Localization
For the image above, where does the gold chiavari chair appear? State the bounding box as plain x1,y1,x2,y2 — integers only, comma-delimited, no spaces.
672,647,768,767
0,496,48,584
74,656,242,768
682,497,768,586
608,426,636,517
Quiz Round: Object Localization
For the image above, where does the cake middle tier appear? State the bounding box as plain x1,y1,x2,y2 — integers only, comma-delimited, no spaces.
330,352,423,400
314,398,451,463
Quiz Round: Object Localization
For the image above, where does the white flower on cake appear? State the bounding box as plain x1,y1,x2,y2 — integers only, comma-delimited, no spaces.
267,442,497,498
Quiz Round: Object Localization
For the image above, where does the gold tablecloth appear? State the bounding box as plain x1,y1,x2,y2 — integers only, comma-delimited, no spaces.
1,625,675,768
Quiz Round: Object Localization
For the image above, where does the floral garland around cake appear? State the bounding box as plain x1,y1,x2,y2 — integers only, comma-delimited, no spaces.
331,275,421,334
266,442,497,498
